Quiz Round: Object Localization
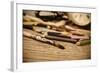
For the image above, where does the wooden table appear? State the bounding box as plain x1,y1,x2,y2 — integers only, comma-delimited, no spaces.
23,29,91,62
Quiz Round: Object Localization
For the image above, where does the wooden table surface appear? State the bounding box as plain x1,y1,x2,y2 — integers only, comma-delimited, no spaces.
23,29,91,62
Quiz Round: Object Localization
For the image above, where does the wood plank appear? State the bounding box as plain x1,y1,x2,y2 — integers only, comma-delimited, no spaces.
23,29,91,62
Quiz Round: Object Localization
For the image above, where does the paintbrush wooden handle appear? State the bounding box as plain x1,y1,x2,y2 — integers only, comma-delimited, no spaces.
47,31,89,40
23,31,65,49
45,35,77,43
24,15,66,27
23,31,33,38
65,25,90,36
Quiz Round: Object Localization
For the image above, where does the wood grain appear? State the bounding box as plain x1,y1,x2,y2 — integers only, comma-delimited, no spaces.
23,29,91,62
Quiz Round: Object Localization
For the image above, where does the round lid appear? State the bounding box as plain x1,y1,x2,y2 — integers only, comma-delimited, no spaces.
68,13,91,26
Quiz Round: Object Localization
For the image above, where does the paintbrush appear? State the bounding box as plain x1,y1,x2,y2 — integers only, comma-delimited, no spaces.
23,30,65,49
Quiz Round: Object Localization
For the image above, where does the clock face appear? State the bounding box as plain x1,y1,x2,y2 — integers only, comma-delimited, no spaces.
68,13,91,26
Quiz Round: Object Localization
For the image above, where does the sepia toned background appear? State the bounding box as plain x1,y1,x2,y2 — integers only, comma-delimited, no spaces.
23,10,91,62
